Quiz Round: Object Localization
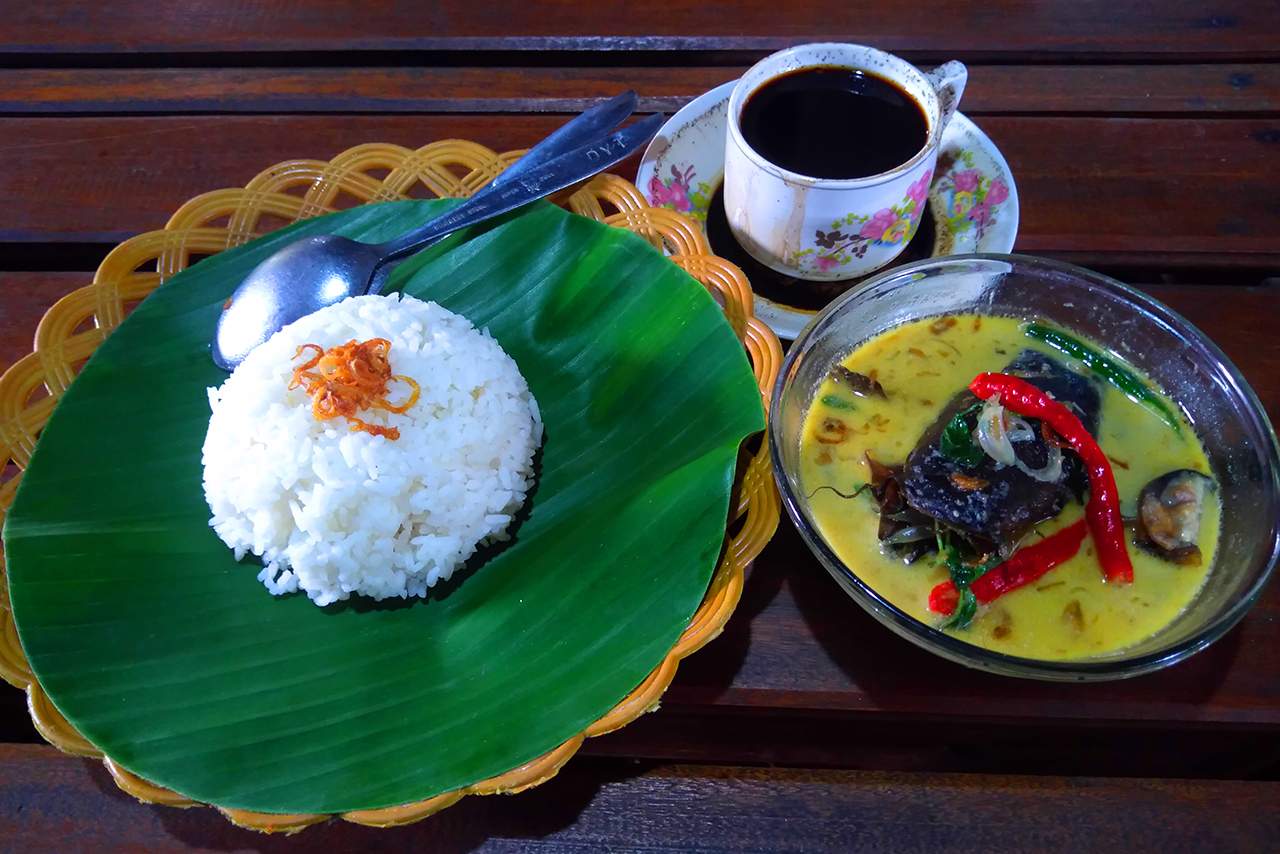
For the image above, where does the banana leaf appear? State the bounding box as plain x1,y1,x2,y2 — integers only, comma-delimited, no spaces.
4,199,763,814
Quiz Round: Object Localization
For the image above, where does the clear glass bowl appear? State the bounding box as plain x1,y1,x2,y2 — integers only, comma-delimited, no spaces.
769,254,1280,681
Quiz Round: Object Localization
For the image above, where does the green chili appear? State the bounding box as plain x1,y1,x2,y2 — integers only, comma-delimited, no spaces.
940,587,978,630
1023,322,1182,434
934,540,1001,630
820,394,858,412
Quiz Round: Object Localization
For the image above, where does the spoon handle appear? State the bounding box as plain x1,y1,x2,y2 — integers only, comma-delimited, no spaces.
370,113,665,274
488,90,637,189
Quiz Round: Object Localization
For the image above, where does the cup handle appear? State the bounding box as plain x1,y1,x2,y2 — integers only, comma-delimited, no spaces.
925,60,967,132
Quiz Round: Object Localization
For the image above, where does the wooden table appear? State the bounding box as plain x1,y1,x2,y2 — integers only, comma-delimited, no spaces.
2,3,1279,850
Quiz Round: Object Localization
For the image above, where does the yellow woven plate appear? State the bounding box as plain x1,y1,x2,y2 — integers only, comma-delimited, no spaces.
0,139,780,832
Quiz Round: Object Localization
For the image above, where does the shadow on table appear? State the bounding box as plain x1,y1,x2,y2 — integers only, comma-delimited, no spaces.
666,523,791,705
85,754,648,852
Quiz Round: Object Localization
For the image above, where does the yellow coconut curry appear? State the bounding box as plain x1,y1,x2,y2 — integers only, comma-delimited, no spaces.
800,314,1218,660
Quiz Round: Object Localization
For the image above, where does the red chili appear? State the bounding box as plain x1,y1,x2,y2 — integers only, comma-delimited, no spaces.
928,581,960,615
969,372,1133,584
929,519,1089,615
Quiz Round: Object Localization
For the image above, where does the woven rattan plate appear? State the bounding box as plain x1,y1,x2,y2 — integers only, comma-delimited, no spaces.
0,140,781,832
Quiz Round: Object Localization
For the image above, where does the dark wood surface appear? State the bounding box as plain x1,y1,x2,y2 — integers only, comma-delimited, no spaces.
3,745,1278,853
3,116,1279,265
2,1,1279,849
3,65,1278,114
4,1,1278,59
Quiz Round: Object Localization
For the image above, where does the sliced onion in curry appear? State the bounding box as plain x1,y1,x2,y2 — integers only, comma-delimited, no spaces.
974,394,1065,483
975,395,1018,467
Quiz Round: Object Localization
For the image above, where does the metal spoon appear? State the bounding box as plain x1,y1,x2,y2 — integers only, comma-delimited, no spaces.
213,95,657,370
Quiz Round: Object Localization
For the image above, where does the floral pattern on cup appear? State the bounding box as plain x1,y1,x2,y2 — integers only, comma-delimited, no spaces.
936,151,1010,242
790,171,933,273
648,163,716,222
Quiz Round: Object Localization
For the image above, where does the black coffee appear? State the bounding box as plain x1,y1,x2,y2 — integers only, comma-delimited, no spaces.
739,67,928,179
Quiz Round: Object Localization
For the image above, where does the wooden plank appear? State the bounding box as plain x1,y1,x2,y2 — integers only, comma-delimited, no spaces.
1,115,1278,259
3,1,1277,60
0,115,568,244
992,117,1280,256
1,65,1278,115
972,64,1280,115
0,272,74,370
1,745,1277,851
578,708,1280,778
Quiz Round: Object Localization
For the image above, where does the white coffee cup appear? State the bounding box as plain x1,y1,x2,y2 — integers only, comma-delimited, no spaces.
724,43,966,280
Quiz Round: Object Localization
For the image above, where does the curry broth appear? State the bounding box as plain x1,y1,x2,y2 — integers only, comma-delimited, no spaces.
799,315,1218,660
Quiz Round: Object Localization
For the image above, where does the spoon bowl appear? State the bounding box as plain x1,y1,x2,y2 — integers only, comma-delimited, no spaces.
213,235,384,370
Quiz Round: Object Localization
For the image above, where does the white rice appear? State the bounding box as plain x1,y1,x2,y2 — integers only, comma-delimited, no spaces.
201,293,542,606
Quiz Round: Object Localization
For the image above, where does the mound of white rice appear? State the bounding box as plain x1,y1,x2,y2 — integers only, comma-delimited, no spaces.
202,293,542,606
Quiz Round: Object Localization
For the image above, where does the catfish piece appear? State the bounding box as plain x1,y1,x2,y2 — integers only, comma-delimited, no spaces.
866,453,936,564
901,350,1101,555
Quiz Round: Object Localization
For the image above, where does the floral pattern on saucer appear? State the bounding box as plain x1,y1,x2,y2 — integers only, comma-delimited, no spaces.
647,163,716,222
638,80,1019,339
935,150,1012,243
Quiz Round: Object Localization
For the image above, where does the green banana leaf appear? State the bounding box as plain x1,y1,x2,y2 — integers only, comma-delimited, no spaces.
5,199,763,814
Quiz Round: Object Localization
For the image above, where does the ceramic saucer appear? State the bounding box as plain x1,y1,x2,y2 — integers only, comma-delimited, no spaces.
638,80,1020,339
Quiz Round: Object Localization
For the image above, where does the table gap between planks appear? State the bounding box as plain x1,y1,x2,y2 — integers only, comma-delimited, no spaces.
1,2,1278,849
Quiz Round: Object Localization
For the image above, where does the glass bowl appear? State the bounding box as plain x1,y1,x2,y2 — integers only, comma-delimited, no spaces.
769,254,1280,681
